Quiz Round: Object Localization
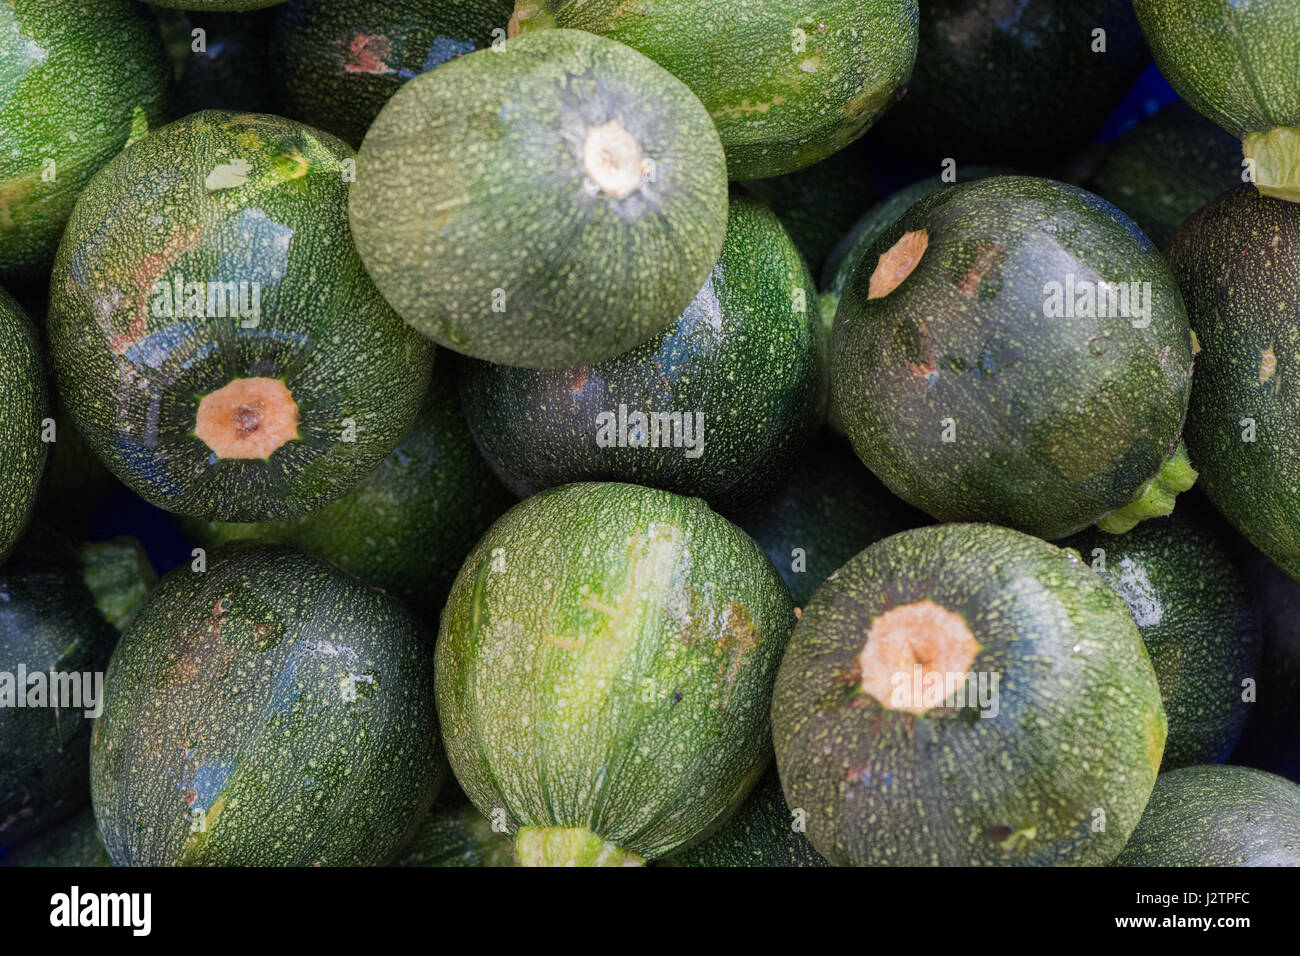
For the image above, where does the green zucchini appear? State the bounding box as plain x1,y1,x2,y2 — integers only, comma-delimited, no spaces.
1134,0,1300,202
1171,185,1300,580
436,482,794,866
0,0,171,287
773,523,1166,866
457,194,825,508
90,544,444,866
833,175,1196,540
269,0,515,148
179,368,515,619
349,28,728,369
1113,764,1300,866
149,1,286,11
47,110,435,523
510,0,918,180
1,808,109,868
0,287,46,565
1065,512,1260,770
392,785,514,867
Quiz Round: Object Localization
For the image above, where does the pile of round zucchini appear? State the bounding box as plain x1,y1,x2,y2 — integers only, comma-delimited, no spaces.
2,0,1298,869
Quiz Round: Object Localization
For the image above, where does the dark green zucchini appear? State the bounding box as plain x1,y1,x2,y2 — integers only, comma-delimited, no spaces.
773,523,1166,866
179,368,515,619
47,111,435,523
350,28,728,369
1172,185,1300,580
1113,764,1300,866
0,287,47,565
458,194,824,508
269,0,515,148
436,482,794,866
833,175,1196,540
1065,512,1260,769
0,808,109,868
658,766,828,867
156,8,275,117
90,544,444,866
392,784,514,867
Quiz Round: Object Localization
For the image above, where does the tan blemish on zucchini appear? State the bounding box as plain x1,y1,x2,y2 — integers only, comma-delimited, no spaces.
1190,328,1200,356
711,96,788,119
582,121,644,199
857,599,979,714
1260,344,1277,383
869,230,929,299
194,377,300,459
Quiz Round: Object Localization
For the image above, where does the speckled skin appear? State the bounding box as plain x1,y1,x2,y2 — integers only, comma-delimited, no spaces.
350,28,728,369
535,0,918,180
0,534,118,846
832,176,1194,540
179,369,516,619
91,545,444,866
1065,512,1260,770
1086,103,1245,252
658,765,828,867
725,434,927,608
0,0,171,288
270,0,514,148
150,1,285,11
1134,0,1300,141
1172,187,1300,580
458,195,825,508
1113,764,1300,866
0,807,109,867
47,111,434,523
772,523,1166,866
436,482,795,862
0,289,45,565
875,0,1147,167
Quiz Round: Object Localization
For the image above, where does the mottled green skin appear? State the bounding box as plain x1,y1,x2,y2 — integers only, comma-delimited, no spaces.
436,482,795,862
156,9,275,118
0,1,171,288
91,545,444,866
1113,764,1300,866
1066,513,1260,770
725,434,927,608
0,289,46,565
773,524,1167,866
393,790,514,867
1086,103,1245,251
458,196,825,508
658,765,828,867
270,0,514,148
1134,0,1300,141
48,111,434,523
0,533,117,846
1172,187,1300,579
0,808,109,867
833,176,1194,540
179,369,515,619
150,1,286,10
535,0,918,180
82,537,158,634
351,29,727,369
876,0,1148,167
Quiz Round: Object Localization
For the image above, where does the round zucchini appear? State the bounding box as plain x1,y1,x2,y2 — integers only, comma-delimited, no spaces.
458,194,825,508
1113,764,1300,866
149,1,285,11
436,482,795,866
0,0,171,287
47,110,434,523
0,807,109,868
156,8,275,117
1134,0,1300,202
269,0,515,148
350,28,728,369
0,288,46,565
874,0,1148,168
1065,512,1260,770
725,434,927,608
833,175,1196,541
772,523,1167,866
658,765,828,868
180,368,515,619
91,544,444,866
1171,186,1300,580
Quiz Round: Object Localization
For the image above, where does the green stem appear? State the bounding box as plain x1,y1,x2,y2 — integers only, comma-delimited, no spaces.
1244,126,1300,203
1095,442,1198,534
508,1,558,38
513,827,645,867
81,536,157,632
